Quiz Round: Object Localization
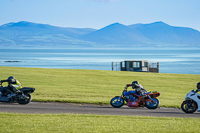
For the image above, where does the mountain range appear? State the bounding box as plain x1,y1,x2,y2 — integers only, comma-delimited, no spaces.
0,21,200,48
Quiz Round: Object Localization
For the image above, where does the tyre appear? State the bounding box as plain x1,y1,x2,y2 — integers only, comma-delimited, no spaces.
16,94,32,105
181,100,197,113
145,98,159,109
110,97,124,108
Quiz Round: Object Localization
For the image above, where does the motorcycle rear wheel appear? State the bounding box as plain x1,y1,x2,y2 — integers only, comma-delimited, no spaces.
110,97,124,108
145,98,159,109
181,100,197,113
16,94,32,105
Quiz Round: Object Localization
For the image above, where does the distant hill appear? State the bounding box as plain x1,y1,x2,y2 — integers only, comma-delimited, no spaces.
0,21,200,48
81,21,200,47
0,21,96,47
80,23,149,46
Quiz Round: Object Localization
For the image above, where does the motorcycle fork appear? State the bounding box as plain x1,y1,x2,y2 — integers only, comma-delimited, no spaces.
186,100,194,107
144,98,155,104
118,95,123,101
149,98,156,103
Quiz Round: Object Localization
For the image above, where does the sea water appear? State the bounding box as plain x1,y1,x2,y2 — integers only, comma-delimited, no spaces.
0,48,199,74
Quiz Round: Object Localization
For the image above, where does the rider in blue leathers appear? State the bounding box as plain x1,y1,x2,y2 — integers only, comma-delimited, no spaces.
124,81,148,101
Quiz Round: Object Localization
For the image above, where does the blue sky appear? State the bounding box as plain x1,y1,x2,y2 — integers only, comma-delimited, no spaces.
0,0,200,31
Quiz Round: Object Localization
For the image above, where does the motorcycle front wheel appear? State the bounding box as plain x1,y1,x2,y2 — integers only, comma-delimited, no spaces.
145,98,159,109
181,100,197,113
110,97,124,108
16,94,32,105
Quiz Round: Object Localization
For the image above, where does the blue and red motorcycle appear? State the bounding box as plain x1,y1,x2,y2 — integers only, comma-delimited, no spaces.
110,87,160,109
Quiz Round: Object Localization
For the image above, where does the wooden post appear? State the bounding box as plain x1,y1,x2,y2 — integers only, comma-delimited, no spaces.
120,62,122,71
148,64,150,72
112,62,114,71
157,62,159,73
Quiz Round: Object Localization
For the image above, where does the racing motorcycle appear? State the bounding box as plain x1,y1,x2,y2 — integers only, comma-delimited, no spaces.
181,89,200,113
0,81,35,104
110,88,160,109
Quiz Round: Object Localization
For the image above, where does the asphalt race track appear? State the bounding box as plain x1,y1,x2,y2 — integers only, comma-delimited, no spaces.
0,102,200,118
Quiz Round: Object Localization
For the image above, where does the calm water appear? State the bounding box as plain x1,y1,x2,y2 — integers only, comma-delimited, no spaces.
0,48,200,74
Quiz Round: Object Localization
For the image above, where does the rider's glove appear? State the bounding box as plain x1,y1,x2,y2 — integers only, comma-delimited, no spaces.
126,84,131,87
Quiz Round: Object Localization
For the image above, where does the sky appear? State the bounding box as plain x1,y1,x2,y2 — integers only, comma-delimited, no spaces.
0,0,200,31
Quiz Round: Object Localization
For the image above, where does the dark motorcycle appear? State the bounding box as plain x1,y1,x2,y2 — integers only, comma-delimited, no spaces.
0,81,35,104
110,88,160,109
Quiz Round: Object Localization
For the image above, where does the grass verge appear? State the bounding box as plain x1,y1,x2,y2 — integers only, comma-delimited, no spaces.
0,66,200,108
0,113,199,133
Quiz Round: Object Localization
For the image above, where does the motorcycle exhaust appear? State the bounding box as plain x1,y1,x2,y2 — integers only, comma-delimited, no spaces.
127,102,139,107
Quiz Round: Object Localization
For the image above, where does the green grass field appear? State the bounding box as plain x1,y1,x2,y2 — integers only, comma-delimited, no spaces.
0,67,200,133
0,66,200,108
0,113,199,133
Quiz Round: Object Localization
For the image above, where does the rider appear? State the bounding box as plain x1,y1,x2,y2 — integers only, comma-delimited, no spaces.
0,76,23,95
124,81,148,101
196,82,200,92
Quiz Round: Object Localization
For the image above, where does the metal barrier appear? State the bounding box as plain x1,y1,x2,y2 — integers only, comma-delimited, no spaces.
112,61,159,73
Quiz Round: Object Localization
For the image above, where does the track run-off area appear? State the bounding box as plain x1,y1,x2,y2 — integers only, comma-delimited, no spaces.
0,102,200,118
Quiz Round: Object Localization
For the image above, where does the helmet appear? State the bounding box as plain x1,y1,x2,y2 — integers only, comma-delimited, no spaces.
197,82,200,89
132,81,139,89
7,76,16,83
8,76,15,80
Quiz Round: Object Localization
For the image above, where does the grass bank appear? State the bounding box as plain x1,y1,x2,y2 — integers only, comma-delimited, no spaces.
0,113,199,133
0,66,199,108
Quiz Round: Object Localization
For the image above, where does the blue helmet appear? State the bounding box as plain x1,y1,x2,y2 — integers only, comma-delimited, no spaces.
7,76,16,83
197,82,200,89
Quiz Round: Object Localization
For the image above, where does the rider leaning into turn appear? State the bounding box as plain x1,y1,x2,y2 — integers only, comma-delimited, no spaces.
1,76,23,94
124,81,149,100
197,82,200,91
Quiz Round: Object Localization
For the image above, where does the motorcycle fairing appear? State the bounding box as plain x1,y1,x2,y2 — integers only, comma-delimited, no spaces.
148,92,160,98
185,90,200,111
20,87,35,94
127,101,139,107
123,90,140,96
